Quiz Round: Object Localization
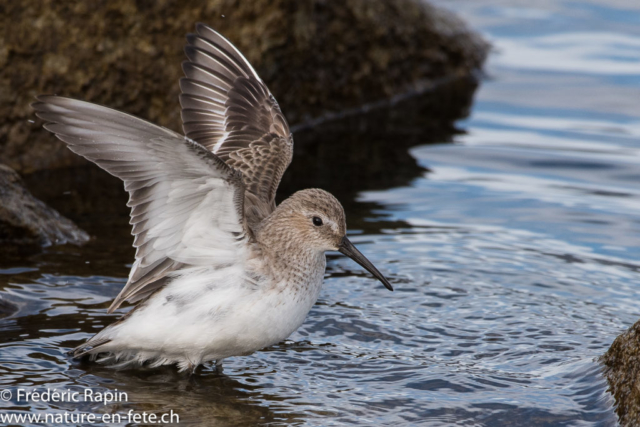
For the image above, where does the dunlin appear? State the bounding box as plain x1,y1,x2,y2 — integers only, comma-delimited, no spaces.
33,23,392,372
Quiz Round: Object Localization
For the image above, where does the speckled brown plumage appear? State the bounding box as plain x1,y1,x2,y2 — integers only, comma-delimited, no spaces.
32,24,392,372
180,24,293,226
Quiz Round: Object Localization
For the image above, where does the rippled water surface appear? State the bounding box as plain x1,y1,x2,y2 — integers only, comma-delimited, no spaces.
2,1,640,425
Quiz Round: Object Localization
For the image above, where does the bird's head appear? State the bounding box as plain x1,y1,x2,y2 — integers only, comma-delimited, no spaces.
264,188,393,291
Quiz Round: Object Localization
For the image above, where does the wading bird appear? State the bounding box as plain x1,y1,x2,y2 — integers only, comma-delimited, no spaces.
33,23,392,372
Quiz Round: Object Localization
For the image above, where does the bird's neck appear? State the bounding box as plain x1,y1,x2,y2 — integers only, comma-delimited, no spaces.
254,215,325,285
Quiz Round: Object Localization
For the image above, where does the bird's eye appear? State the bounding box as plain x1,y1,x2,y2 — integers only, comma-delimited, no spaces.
312,216,323,226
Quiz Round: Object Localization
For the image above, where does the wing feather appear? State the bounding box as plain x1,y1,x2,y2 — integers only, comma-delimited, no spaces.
180,24,293,220
32,95,248,313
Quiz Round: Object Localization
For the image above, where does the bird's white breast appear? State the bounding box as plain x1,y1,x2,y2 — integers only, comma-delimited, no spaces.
97,256,326,366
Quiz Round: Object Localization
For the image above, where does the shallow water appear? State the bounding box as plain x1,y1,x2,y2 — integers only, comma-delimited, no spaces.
2,0,640,425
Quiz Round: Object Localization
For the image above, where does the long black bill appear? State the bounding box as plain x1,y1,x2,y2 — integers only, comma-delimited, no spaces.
338,236,393,291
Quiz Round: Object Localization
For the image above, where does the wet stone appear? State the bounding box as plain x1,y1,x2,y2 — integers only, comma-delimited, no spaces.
0,163,89,249
0,296,18,319
601,320,640,426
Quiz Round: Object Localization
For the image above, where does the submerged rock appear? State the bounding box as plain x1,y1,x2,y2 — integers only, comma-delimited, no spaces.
1,0,488,173
601,320,640,426
0,163,89,248
0,296,19,319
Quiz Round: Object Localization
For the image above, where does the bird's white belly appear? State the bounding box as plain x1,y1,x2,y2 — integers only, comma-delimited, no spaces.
100,264,324,366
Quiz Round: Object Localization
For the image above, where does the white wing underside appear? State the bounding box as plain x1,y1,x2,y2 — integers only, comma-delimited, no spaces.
32,96,248,312
32,24,295,313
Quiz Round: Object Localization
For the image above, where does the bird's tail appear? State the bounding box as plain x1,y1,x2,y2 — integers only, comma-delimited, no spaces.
69,335,112,359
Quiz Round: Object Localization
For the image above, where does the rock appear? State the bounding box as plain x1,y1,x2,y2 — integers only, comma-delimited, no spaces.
601,320,640,426
0,163,89,248
0,296,19,319
1,0,488,173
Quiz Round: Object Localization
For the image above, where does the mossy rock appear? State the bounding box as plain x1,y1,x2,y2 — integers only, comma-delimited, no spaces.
1,0,488,173
602,319,640,426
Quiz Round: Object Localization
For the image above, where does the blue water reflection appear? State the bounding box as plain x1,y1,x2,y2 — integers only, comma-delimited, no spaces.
352,0,640,423
0,0,638,425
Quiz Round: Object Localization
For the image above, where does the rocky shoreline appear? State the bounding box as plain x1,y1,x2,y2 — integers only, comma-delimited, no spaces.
1,0,488,248
1,0,488,174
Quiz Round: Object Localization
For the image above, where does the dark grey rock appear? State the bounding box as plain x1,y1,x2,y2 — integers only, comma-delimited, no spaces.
0,163,89,248
0,296,19,319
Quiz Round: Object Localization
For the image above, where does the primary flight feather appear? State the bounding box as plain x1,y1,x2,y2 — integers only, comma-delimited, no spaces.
33,23,392,372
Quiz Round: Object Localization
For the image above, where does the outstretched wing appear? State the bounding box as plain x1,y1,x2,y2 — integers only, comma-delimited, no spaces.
33,96,248,313
180,23,293,217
